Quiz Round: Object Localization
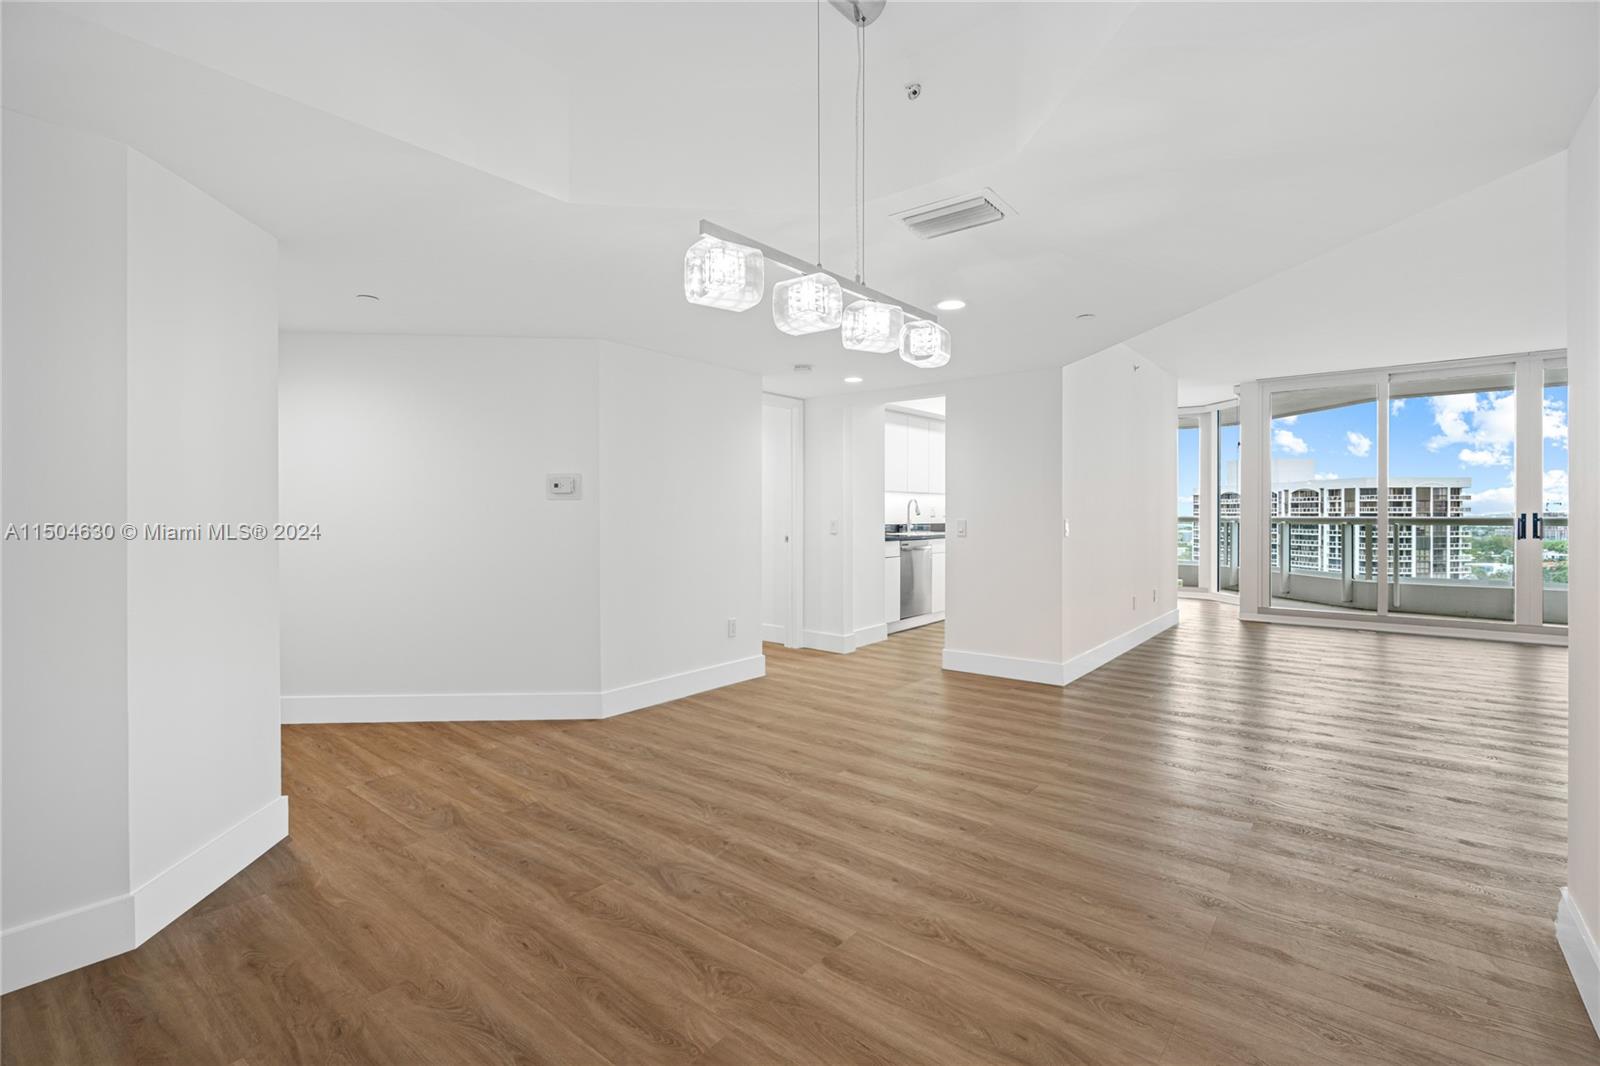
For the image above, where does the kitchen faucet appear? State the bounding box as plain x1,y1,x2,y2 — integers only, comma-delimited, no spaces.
906,498,921,530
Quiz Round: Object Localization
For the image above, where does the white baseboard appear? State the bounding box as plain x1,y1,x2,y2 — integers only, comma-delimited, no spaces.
282,657,766,724
0,893,133,996
803,625,889,654
852,623,888,649
803,629,853,653
1558,887,1600,1037
761,622,788,643
133,796,288,943
943,608,1180,688
887,611,944,635
1062,608,1180,685
1,796,289,994
599,655,765,718
941,648,1068,686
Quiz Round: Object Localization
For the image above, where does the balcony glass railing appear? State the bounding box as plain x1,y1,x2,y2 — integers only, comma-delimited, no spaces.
1267,515,1534,620
1177,516,1199,587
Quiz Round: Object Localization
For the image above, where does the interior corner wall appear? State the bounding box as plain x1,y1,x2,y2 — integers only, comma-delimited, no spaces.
1563,87,1600,1032
1061,347,1179,674
2,112,283,993
123,151,282,911
278,335,762,723
2,111,133,941
596,343,763,705
942,368,1065,678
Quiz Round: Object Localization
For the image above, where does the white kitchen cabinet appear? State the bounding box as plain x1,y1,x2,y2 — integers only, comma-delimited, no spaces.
907,417,931,493
932,549,946,613
884,554,901,622
885,412,909,493
929,420,946,494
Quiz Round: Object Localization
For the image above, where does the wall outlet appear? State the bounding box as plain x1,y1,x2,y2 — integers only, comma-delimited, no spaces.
829,519,839,536
727,618,737,637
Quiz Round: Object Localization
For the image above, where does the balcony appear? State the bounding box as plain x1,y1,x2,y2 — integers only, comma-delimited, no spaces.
1260,515,1567,623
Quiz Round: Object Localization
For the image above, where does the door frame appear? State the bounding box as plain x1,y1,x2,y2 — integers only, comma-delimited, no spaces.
762,393,805,648
1239,349,1567,645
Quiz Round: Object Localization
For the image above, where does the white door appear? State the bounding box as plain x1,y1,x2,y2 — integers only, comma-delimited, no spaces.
761,403,793,644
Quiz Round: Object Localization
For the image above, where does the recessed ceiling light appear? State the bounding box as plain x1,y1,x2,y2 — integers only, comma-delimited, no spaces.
844,376,864,384
1076,312,1096,320
935,299,966,311
356,293,381,301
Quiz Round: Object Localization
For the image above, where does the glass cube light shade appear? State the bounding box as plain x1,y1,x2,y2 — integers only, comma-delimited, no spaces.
772,273,844,335
900,320,952,368
841,300,904,353
684,236,764,311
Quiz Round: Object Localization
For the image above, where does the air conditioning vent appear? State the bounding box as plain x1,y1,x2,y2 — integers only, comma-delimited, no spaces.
896,191,1009,239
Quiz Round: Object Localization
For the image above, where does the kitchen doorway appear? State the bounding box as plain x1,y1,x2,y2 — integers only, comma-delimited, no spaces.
883,396,946,637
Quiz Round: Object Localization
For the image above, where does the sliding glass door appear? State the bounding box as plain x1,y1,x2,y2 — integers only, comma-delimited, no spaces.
1256,351,1566,634
1218,407,1240,593
1177,416,1200,588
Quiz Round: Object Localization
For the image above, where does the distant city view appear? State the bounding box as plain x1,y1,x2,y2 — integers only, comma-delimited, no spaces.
1178,385,1569,589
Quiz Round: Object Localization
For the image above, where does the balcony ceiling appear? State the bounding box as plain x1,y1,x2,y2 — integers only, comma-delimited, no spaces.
4,2,1595,397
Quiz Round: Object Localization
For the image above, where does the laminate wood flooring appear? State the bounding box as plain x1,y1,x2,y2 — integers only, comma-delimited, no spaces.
4,601,1593,1064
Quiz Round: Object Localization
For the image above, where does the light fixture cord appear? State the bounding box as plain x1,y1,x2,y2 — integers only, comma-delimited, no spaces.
855,19,865,284
816,0,822,267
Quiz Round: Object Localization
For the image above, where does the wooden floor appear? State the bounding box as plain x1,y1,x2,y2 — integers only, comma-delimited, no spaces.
5,601,1595,1064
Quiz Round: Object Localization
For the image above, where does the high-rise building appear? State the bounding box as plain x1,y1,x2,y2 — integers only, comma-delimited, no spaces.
1196,475,1477,579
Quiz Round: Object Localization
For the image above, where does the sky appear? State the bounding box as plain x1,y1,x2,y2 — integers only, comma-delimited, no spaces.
1177,384,1568,518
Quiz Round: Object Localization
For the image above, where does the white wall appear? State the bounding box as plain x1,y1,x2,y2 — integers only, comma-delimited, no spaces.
1563,89,1600,1033
943,368,1065,673
123,152,281,904
940,353,1177,684
279,335,602,706
597,344,762,693
279,334,762,721
761,401,795,640
2,111,132,937
1062,347,1179,666
1128,153,1569,405
2,112,283,992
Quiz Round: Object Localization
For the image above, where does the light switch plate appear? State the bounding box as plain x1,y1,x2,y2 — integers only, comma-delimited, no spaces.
956,519,967,538
546,474,581,499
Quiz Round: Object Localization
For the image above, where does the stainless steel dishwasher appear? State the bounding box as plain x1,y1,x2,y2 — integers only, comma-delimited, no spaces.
900,541,933,619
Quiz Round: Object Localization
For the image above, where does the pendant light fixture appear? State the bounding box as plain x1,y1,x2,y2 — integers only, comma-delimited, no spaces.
841,299,903,352
900,319,951,368
684,235,764,311
680,0,950,370
773,273,844,334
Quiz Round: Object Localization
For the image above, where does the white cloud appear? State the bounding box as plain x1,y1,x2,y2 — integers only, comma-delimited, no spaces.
1313,472,1341,480
1390,399,1406,415
1426,390,1515,466
1345,431,1371,457
1277,415,1299,425
1545,396,1568,447
1472,483,1516,515
1273,428,1308,455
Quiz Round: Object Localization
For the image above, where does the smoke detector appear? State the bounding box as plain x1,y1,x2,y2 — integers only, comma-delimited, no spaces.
894,189,1014,240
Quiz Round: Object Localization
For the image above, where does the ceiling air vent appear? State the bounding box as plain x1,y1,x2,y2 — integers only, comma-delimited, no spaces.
895,190,1011,240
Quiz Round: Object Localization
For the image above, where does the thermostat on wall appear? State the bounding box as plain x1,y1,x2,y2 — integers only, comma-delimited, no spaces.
546,474,581,499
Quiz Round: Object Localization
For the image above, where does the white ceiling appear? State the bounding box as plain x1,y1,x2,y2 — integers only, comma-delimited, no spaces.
4,2,1595,398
